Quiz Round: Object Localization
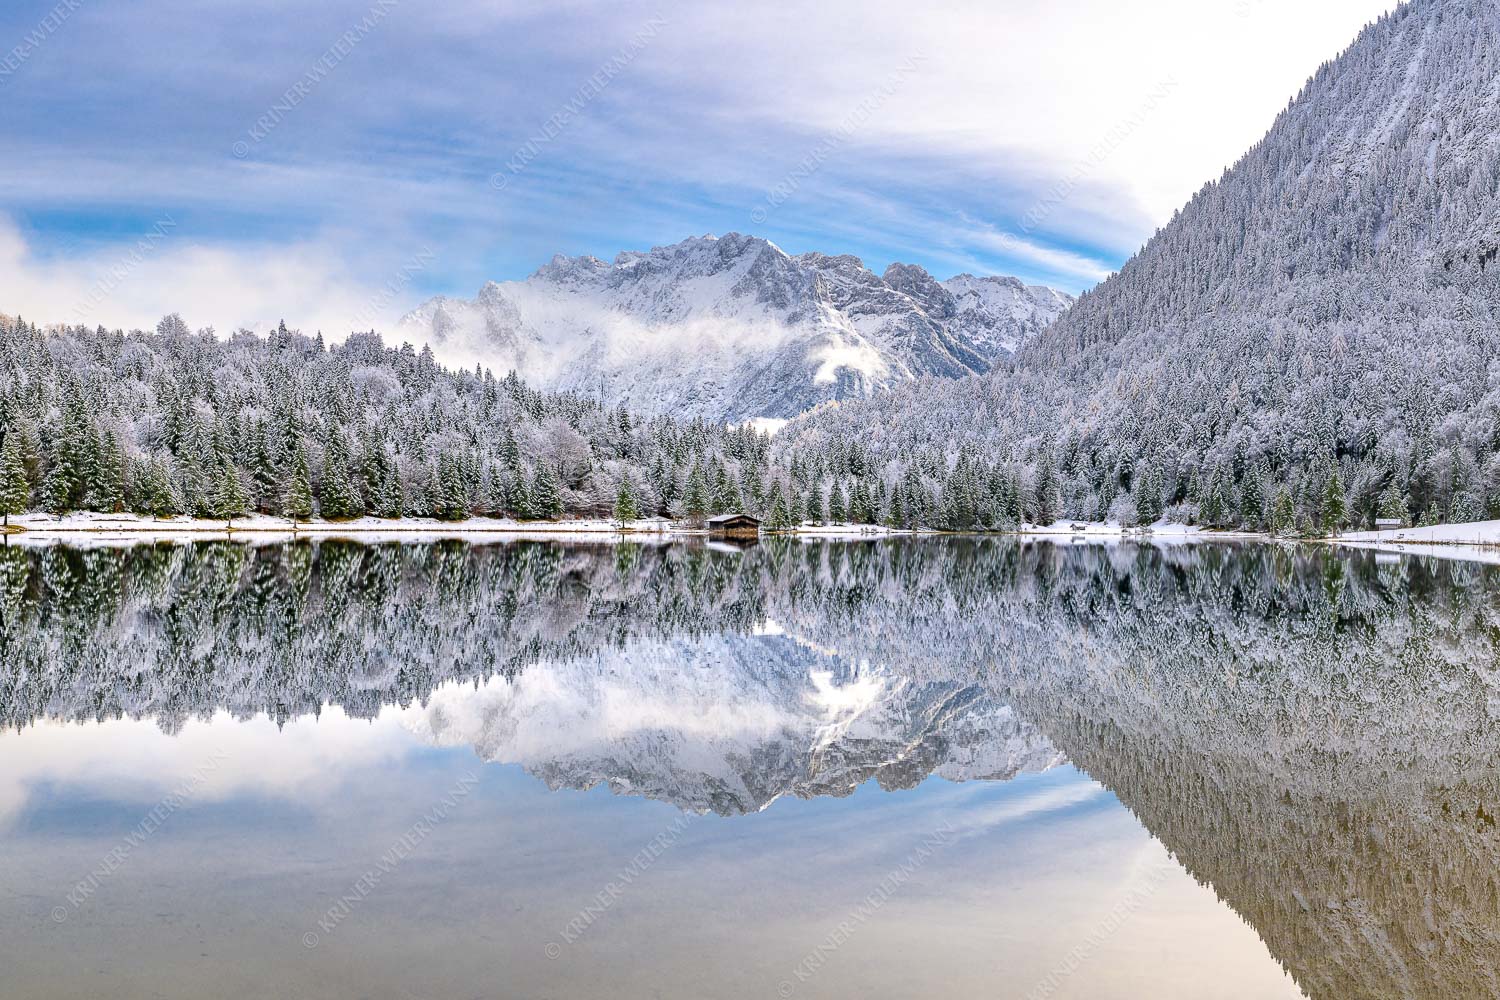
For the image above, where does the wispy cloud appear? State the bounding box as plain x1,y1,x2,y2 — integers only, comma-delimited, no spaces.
0,0,1401,323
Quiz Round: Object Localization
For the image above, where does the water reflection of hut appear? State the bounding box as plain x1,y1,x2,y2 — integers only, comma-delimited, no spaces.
706,536,760,553
706,513,761,539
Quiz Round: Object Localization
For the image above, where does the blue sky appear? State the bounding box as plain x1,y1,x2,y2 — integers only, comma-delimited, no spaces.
0,0,1397,335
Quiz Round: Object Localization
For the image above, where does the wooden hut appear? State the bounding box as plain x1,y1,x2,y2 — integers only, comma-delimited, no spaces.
706,513,762,538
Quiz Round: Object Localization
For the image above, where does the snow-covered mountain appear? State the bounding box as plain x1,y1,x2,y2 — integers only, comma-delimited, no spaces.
397,234,1072,423
780,0,1500,531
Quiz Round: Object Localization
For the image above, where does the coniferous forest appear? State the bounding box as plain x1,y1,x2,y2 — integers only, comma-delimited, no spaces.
0,313,1134,533
0,311,1411,535
0,314,787,527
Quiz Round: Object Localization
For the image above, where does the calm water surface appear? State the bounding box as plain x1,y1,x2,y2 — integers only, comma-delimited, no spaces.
1,537,1495,999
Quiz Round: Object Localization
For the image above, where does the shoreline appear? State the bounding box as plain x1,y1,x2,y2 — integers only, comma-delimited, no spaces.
4,512,1266,543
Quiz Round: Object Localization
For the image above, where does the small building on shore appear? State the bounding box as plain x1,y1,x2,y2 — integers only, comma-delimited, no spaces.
707,513,762,538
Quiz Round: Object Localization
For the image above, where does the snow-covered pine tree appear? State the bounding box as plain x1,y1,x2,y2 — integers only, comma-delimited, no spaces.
532,465,563,520
1376,480,1410,527
614,472,641,522
0,435,29,527
1322,470,1348,535
1269,486,1296,536
284,446,314,521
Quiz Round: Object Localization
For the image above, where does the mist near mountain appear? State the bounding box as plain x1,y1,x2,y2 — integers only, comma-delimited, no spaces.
399,234,1071,423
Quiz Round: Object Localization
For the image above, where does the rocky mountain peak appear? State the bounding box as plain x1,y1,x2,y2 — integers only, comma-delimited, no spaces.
399,234,1073,422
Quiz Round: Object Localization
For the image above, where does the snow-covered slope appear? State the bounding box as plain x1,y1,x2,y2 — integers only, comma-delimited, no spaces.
779,0,1500,533
397,234,1071,423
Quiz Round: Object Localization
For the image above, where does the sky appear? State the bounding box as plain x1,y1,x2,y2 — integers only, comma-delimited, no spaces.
0,0,1399,337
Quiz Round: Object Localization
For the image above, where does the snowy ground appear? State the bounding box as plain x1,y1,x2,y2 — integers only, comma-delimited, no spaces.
1018,520,1260,539
1337,520,1500,546
787,522,915,538
1334,520,1500,565
8,512,683,538
4,513,1263,542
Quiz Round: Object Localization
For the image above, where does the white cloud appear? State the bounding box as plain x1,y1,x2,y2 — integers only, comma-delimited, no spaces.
651,0,1400,226
0,0,1402,306
0,218,422,338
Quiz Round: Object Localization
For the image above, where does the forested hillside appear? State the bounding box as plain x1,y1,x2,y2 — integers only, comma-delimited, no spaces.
0,313,1045,531
780,0,1500,533
0,314,784,525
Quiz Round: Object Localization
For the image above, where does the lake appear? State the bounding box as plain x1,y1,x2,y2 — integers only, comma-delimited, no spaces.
0,537,1495,999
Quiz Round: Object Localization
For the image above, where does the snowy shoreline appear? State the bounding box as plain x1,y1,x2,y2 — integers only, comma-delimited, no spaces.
3,512,916,541
4,512,1260,542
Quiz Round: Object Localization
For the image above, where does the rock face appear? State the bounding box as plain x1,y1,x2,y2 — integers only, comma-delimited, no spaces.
397,234,1072,423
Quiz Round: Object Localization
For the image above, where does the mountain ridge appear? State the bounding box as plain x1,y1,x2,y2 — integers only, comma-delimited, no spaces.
778,0,1500,533
398,233,1072,424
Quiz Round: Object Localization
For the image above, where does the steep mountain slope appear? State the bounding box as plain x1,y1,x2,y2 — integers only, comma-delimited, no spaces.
398,234,1071,424
782,0,1500,530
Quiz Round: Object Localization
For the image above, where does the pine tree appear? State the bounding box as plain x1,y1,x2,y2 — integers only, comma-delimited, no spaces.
1239,463,1266,530
1269,486,1295,536
211,460,251,524
681,463,709,520
829,481,847,524
319,431,365,520
614,472,641,522
95,432,127,513
511,472,536,520
765,482,791,531
137,458,184,520
434,454,469,521
1200,470,1229,528
851,478,873,525
888,482,907,529
251,424,281,513
284,446,314,521
532,464,563,520
0,434,30,527
711,465,741,514
1376,480,1410,527
42,451,75,515
1322,469,1348,535
1034,449,1060,526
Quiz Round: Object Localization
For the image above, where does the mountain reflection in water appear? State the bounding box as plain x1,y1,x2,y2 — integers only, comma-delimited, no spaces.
1,537,1496,1000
